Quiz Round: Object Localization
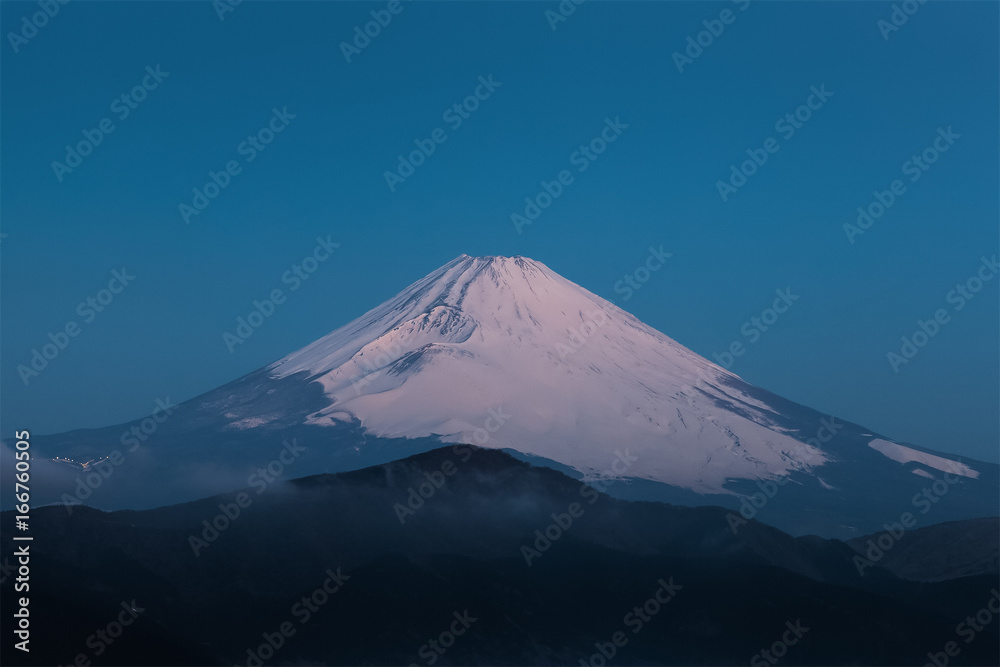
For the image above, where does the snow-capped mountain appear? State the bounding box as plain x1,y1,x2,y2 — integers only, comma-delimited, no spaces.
13,255,997,537
269,254,831,493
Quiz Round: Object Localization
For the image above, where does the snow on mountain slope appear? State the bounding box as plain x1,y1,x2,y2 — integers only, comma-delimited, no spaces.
269,255,828,494
867,438,980,479
13,254,995,536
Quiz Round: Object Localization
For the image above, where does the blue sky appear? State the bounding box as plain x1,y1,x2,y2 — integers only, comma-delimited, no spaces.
2,1,997,463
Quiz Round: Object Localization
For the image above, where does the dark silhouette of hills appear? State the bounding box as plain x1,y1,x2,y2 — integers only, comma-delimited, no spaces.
849,516,999,582
2,446,997,666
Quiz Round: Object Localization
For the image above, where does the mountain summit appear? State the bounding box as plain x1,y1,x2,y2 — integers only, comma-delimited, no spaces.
269,254,829,493
15,255,997,537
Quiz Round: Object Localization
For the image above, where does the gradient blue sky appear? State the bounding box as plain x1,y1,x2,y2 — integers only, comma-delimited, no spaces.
2,1,997,463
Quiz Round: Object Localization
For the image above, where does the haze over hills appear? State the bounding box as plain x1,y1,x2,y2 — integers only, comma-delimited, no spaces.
2,448,997,667
8,255,997,538
4,4,996,666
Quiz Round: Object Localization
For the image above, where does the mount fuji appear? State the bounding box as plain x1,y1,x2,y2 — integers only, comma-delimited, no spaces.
14,255,998,538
